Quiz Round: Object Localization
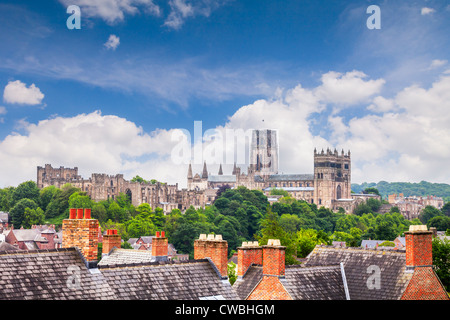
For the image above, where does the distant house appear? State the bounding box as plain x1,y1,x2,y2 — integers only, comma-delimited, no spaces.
4,225,61,250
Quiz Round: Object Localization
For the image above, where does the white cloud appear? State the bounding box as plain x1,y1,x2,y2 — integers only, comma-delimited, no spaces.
3,80,44,105
421,7,436,15
164,0,226,30
59,0,161,25
314,71,385,107
429,59,448,69
367,96,396,113
0,110,187,187
104,34,120,50
0,106,6,115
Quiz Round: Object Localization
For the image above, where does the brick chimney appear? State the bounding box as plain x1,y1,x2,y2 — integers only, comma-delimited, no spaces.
152,231,168,261
102,229,121,256
62,208,99,268
262,239,285,277
237,241,262,278
404,225,433,268
194,234,228,279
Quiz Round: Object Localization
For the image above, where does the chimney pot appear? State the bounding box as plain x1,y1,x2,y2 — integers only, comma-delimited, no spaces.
161,231,165,238
69,208,77,219
215,234,222,241
156,231,160,238
76,208,83,219
84,208,91,219
207,234,215,240
199,234,207,240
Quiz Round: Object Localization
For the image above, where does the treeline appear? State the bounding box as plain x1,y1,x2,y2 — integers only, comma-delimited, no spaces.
352,181,450,201
1,181,449,262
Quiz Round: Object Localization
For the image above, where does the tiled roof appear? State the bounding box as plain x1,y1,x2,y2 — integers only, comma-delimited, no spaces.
305,246,412,300
98,248,154,266
0,247,238,300
232,264,347,300
233,265,263,299
267,174,314,181
208,175,236,183
283,265,346,300
0,248,116,300
98,259,239,300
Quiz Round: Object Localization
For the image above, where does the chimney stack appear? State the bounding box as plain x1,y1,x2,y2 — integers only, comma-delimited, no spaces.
405,225,433,269
237,241,262,278
152,230,169,261
194,234,228,279
62,208,99,268
263,239,285,277
102,229,121,256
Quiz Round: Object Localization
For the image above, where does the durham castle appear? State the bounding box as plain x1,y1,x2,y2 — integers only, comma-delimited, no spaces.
37,130,369,213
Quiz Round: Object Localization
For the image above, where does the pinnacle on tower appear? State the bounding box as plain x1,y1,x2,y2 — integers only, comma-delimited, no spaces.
218,164,223,175
202,161,208,179
187,163,193,179
232,162,237,175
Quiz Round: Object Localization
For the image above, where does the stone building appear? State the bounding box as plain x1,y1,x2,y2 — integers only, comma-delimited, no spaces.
188,129,354,212
37,129,357,213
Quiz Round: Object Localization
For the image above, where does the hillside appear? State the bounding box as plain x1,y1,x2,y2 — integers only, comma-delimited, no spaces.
352,181,450,202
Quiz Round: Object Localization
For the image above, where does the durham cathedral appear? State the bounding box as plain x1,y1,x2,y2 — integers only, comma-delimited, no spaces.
37,129,368,214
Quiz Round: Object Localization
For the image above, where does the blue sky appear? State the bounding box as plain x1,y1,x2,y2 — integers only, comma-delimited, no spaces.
1,0,450,188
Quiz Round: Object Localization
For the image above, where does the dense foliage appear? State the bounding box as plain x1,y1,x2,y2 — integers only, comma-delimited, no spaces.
352,181,450,202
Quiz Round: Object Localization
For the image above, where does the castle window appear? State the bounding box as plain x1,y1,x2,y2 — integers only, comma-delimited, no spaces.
345,164,349,169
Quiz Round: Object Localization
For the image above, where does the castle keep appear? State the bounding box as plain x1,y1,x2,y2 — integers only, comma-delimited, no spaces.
37,129,357,213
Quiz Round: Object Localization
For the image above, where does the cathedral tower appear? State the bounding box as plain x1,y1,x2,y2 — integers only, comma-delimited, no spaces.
249,129,279,176
313,148,351,209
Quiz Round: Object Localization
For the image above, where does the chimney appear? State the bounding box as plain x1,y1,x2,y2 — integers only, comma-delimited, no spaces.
62,208,99,268
152,230,168,261
262,239,285,277
237,241,262,278
194,234,228,279
102,229,121,256
405,225,433,269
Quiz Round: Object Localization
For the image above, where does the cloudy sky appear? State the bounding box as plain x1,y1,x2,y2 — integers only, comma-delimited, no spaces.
0,0,450,188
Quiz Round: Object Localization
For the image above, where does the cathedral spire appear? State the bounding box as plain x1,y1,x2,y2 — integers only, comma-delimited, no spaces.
202,161,208,179
218,164,223,175
232,162,237,175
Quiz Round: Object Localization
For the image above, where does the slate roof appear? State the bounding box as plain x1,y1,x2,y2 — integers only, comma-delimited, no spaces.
98,259,239,300
0,247,239,300
267,174,314,181
0,248,116,300
283,265,346,300
233,264,263,300
208,175,236,183
98,248,154,266
232,264,347,300
305,246,412,300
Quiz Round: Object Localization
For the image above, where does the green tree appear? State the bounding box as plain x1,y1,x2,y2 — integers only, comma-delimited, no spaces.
92,203,108,224
68,192,93,209
432,237,450,292
364,187,380,196
10,198,38,227
279,214,302,233
270,188,289,197
0,187,15,212
296,229,330,258
39,186,59,212
441,202,450,217
427,216,450,231
23,207,45,228
12,181,40,206
257,208,297,265
419,206,443,224
228,261,237,285
45,184,80,219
